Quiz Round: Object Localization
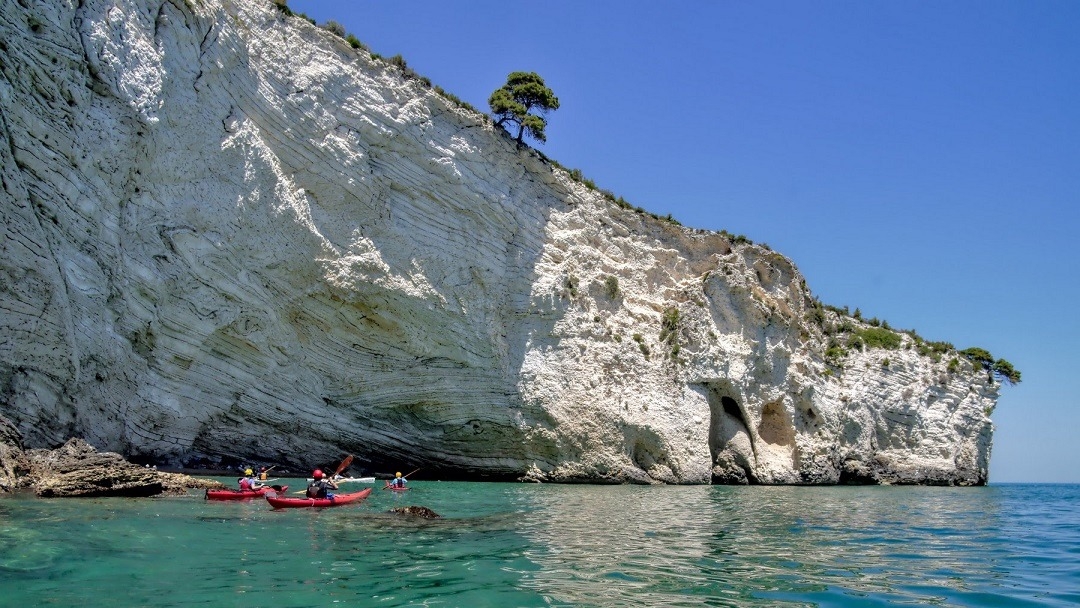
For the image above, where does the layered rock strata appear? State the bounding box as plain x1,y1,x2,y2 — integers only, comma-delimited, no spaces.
0,0,999,484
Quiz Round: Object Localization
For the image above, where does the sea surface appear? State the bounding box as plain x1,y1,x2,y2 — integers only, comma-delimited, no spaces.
0,481,1076,607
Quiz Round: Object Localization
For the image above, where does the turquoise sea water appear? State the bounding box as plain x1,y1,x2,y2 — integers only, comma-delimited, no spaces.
0,481,1076,607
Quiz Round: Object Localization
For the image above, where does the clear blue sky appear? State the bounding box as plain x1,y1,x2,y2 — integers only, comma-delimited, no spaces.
287,1,1080,483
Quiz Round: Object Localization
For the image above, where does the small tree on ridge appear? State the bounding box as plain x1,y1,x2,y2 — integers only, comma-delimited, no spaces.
489,71,560,144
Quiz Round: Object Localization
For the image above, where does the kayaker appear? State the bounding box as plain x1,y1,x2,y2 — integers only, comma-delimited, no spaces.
306,469,338,499
239,468,264,491
388,471,407,489
258,466,271,481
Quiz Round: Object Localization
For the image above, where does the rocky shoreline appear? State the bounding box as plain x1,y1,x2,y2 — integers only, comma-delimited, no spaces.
0,416,221,498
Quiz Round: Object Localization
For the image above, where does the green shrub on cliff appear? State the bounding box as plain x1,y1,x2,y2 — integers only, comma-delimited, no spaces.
565,275,579,298
660,308,679,341
852,327,902,350
271,0,291,16
345,34,366,50
659,307,680,358
322,20,345,37
960,347,1022,385
603,276,620,300
807,299,826,327
632,333,650,358
992,358,1021,384
825,340,847,367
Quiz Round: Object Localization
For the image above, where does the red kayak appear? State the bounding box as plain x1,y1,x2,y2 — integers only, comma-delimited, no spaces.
384,484,409,492
205,485,288,501
265,487,372,509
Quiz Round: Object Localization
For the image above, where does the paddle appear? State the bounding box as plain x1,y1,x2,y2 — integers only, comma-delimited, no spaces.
293,456,353,493
332,455,354,479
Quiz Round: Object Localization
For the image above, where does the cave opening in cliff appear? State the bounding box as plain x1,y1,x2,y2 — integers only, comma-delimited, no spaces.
721,396,743,422
701,381,757,484
758,400,795,447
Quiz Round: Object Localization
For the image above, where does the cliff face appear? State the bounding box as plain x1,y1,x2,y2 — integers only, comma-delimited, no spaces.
0,0,997,484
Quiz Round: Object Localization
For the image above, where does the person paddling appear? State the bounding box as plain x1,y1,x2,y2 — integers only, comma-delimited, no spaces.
239,468,264,491
387,471,408,489
306,469,339,499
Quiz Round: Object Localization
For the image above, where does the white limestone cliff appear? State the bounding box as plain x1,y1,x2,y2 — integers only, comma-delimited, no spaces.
0,0,998,484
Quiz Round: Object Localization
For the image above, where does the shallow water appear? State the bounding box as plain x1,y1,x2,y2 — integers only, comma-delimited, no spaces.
0,481,1076,607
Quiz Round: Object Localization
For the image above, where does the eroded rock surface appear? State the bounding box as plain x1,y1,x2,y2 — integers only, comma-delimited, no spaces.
1,416,216,496
0,416,32,491
0,0,999,485
29,438,218,497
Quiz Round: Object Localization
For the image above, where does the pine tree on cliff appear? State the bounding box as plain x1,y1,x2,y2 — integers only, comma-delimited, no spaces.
489,72,560,144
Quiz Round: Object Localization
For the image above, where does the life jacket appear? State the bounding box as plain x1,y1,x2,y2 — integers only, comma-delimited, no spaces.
239,477,253,490
306,480,326,499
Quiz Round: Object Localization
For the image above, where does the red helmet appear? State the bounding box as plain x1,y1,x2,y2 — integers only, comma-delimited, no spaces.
312,469,324,480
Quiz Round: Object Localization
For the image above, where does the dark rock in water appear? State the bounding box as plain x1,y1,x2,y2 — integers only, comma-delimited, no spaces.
22,437,219,497
31,438,166,497
1,399,215,500
389,506,441,519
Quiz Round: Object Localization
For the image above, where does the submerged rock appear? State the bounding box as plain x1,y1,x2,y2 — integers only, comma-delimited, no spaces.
389,506,442,519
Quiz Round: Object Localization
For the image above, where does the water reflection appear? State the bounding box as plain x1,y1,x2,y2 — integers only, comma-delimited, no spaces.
515,484,1077,607
516,485,718,605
